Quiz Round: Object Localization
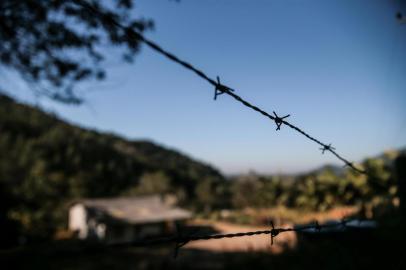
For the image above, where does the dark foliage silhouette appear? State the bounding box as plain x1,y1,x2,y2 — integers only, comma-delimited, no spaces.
0,0,152,103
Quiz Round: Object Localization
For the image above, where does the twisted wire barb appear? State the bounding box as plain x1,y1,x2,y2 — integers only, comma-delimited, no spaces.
74,0,366,175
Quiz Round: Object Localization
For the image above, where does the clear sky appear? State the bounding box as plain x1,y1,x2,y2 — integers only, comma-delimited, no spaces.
2,0,406,175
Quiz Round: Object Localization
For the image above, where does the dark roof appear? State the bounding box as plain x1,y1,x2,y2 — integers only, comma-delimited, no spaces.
73,195,191,224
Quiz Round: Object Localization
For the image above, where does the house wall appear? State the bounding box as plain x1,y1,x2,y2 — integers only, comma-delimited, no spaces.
105,224,135,244
68,202,190,244
69,204,107,241
104,223,167,244
137,223,163,238
69,203,88,239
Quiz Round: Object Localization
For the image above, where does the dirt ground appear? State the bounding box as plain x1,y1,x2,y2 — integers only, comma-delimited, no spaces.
185,206,357,253
185,221,296,253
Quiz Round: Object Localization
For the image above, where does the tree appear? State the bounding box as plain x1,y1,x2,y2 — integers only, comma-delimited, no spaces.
131,171,172,195
231,173,263,209
195,177,216,213
0,0,153,103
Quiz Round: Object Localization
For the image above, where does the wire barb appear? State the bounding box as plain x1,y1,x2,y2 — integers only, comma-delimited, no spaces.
320,143,336,154
314,221,322,232
214,76,234,100
270,220,280,245
341,219,348,228
174,240,188,258
173,223,189,258
343,161,354,168
273,111,290,131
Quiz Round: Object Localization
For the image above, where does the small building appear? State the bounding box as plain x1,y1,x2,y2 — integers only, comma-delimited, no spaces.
68,195,191,244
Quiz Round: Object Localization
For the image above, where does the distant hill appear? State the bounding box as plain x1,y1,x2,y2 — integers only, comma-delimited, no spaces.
0,93,226,238
301,148,405,178
305,164,345,177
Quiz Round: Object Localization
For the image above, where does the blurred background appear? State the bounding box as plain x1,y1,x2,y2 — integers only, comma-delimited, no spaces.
0,0,405,269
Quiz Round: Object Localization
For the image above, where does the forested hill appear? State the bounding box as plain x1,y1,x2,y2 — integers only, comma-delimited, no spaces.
0,94,226,238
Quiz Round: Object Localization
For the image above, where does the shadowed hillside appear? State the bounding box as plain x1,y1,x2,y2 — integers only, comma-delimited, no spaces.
0,94,227,243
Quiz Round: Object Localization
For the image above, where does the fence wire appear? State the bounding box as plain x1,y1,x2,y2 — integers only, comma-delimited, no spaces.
74,0,367,175
69,0,385,258
109,219,375,258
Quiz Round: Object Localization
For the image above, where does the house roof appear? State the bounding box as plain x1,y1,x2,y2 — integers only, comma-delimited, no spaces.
74,195,191,224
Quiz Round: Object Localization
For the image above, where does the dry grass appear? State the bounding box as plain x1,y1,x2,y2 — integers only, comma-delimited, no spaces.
186,206,358,253
185,220,296,253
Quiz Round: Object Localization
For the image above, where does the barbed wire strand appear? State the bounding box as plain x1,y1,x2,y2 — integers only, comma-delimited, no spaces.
108,219,374,257
70,2,379,256
74,0,366,175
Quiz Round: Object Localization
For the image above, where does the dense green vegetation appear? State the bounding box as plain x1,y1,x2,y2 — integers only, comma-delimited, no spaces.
230,153,401,216
0,93,403,247
0,94,226,243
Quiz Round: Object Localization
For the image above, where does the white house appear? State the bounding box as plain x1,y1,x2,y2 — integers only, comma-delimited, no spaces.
68,195,191,244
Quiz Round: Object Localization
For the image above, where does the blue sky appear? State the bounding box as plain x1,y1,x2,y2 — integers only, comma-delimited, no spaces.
2,0,406,175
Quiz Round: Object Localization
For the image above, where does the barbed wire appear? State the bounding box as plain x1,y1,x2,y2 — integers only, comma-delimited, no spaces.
108,219,375,258
73,0,366,174
68,2,383,257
